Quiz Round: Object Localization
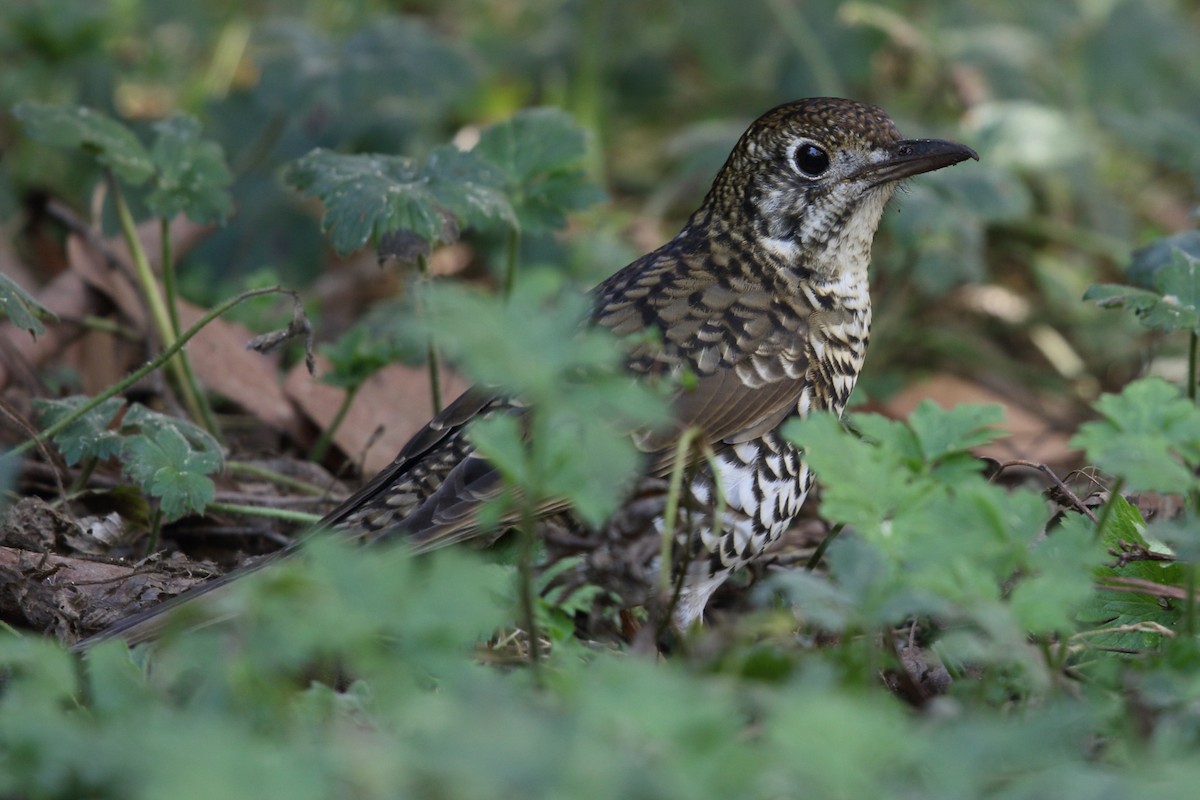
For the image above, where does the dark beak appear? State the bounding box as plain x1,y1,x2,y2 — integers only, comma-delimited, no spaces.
863,138,979,184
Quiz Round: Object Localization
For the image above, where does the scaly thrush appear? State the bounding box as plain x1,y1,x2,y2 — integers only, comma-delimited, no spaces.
78,97,977,647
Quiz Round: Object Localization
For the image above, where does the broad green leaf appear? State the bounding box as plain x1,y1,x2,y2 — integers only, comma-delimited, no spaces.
1009,519,1105,635
1155,249,1200,320
285,147,514,255
121,403,223,466
32,396,125,465
319,301,424,390
146,114,234,224
1084,249,1200,333
783,412,922,536
121,425,220,521
473,108,604,233
14,102,154,184
1073,499,1184,651
1127,230,1200,289
1070,378,1200,493
907,401,1004,464
0,272,57,338
418,276,668,527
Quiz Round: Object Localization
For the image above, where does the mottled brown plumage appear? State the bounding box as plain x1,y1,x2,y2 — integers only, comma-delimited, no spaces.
76,98,976,648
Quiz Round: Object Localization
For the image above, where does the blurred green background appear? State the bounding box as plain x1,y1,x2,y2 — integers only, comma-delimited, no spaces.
3,0,1198,416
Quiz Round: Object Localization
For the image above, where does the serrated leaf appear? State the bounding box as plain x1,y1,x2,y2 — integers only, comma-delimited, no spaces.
146,113,234,224
1073,498,1184,650
1070,378,1200,493
0,272,57,338
907,401,1004,464
1127,230,1200,289
32,396,125,465
320,301,424,389
1010,519,1105,634
783,412,920,535
1154,249,1200,318
14,102,154,184
121,425,220,521
422,145,518,232
285,148,513,255
120,403,223,465
473,108,604,233
1084,249,1200,333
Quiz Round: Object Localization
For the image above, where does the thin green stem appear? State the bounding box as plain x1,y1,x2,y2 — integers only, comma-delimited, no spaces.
308,384,359,463
1188,330,1197,404
1183,564,1198,642
145,507,163,557
517,497,543,684
806,522,846,571
12,286,300,457
659,427,701,595
160,217,181,336
160,216,219,435
416,254,443,414
206,501,322,525
503,227,521,300
108,174,211,433
226,460,332,496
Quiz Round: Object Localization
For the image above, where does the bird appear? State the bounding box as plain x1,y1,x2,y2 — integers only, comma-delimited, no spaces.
74,97,977,649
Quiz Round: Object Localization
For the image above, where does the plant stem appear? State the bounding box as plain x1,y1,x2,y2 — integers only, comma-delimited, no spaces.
206,501,322,525
160,216,219,435
503,227,521,299
660,427,701,594
1189,330,1197,404
309,384,359,463
108,174,211,433
416,254,443,414
517,497,543,684
806,522,846,571
226,461,333,496
1185,564,1198,641
14,286,300,457
145,507,163,556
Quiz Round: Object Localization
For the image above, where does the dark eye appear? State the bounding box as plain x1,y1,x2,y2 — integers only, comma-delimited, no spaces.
794,143,830,177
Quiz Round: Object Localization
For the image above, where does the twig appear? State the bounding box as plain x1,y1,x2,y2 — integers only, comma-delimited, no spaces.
991,458,1097,522
12,286,303,457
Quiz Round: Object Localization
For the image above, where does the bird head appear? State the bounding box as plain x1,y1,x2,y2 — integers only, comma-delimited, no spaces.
698,97,978,280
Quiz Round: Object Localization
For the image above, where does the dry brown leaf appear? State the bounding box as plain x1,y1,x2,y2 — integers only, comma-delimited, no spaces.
884,374,1077,466
285,355,470,475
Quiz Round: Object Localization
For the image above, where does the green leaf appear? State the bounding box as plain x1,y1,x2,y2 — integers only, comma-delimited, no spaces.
906,401,1004,464
319,301,424,390
285,147,514,255
1155,249,1200,319
115,404,222,521
473,108,604,233
121,425,220,521
1010,517,1105,635
14,102,154,185
32,396,125,465
146,113,234,224
1127,230,1200,289
1074,499,1184,650
783,412,922,536
420,274,669,526
0,272,57,338
1084,249,1200,333
1070,378,1200,493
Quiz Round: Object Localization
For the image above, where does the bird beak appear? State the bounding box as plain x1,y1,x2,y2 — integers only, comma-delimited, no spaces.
863,138,979,184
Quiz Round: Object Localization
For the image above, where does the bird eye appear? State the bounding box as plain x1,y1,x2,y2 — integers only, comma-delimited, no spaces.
794,143,830,177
